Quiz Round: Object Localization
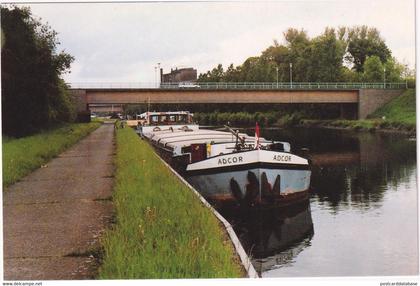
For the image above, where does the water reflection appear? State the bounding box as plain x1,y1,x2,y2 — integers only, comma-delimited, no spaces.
219,201,314,275
260,128,417,211
235,127,418,276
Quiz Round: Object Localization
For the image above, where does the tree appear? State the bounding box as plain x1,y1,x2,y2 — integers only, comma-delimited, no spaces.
363,56,384,82
197,71,211,82
224,63,241,82
284,28,310,48
306,28,346,82
261,42,290,81
283,28,311,82
340,66,361,82
199,25,402,85
240,57,275,82
1,6,75,137
198,64,225,82
346,26,391,72
384,57,404,82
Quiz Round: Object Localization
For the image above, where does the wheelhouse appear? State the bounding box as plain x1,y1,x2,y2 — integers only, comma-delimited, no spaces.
140,111,193,126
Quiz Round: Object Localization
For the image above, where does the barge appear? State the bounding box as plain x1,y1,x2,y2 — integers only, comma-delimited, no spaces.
137,111,311,207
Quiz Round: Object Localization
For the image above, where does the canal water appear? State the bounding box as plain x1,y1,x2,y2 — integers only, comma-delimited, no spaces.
218,127,418,277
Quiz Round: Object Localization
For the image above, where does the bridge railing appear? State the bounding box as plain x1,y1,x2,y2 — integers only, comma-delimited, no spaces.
68,82,408,90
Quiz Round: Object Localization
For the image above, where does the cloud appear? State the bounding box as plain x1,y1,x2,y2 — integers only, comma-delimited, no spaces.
24,0,415,83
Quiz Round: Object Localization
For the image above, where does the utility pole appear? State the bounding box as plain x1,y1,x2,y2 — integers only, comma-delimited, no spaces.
276,66,279,88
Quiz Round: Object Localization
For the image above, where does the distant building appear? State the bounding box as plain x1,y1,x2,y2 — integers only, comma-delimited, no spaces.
161,67,197,83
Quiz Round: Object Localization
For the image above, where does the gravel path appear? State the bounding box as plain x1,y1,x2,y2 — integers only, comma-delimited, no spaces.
3,123,115,280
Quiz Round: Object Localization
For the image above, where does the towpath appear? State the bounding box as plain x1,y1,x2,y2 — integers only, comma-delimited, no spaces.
3,123,115,280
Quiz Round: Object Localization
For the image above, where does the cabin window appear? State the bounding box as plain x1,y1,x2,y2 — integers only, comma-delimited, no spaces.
177,115,187,123
150,115,159,124
169,115,176,122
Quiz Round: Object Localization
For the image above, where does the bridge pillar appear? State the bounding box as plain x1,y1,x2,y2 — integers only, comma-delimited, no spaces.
358,89,405,119
69,89,88,112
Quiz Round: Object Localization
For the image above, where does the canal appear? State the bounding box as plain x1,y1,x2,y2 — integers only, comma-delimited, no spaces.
218,127,418,277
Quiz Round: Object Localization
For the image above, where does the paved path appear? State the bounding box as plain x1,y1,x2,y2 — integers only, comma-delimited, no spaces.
3,123,115,280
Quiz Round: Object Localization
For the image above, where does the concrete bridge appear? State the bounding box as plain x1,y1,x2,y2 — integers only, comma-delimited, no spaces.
69,84,406,119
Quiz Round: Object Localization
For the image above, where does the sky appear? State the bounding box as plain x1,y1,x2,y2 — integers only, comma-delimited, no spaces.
16,0,417,84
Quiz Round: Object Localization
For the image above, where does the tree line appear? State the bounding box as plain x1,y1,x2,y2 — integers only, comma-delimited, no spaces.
198,27,414,84
2,6,75,137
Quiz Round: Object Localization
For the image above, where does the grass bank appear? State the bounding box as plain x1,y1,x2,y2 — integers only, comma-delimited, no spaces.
2,122,101,187
301,89,416,133
98,127,243,279
194,111,279,127
371,88,416,126
194,111,307,128
193,89,415,134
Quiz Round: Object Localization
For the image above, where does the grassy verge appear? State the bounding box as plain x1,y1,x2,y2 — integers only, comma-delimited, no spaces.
98,127,243,279
194,111,278,127
301,89,416,133
370,88,416,126
301,118,415,133
92,117,105,123
193,111,309,128
2,122,101,187
301,119,382,131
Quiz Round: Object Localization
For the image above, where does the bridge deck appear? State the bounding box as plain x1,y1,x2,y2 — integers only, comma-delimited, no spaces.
70,87,405,119
83,89,359,104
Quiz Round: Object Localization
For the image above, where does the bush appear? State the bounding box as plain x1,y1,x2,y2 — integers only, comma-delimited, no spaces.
3,122,100,186
76,111,92,123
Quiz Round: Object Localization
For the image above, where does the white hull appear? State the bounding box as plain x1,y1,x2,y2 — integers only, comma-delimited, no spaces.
136,111,311,207
186,149,309,172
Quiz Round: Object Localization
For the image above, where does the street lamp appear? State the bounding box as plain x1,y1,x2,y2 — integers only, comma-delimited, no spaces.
157,62,161,88
276,66,279,88
289,63,293,88
154,66,157,88
383,67,386,89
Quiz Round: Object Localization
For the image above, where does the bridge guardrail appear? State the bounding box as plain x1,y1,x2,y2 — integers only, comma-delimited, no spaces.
68,82,408,90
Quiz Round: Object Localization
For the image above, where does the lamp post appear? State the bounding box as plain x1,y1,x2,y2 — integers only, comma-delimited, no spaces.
154,66,157,88
383,67,386,89
157,62,161,88
289,63,293,88
276,66,279,88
